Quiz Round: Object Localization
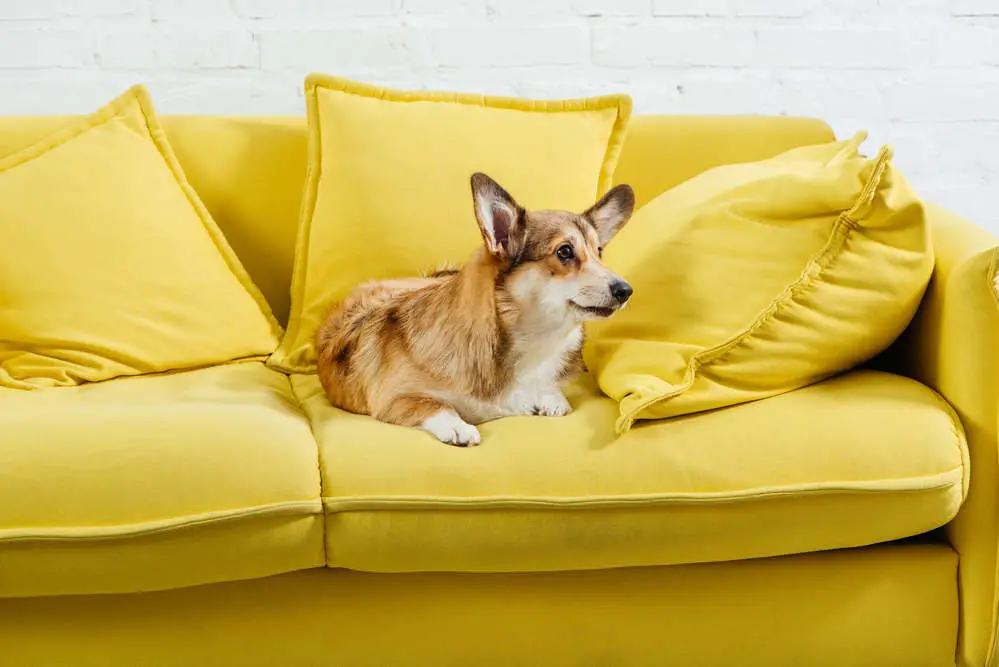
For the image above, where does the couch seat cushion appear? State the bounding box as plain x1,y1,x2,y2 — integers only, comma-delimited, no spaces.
0,363,323,597
293,369,967,573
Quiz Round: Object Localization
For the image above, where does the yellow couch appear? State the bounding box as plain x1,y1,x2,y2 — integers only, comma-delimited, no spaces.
0,113,994,667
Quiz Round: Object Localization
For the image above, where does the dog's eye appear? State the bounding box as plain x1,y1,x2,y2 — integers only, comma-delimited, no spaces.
556,244,575,262
597,246,603,257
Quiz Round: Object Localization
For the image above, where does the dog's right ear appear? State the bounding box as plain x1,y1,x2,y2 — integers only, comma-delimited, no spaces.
471,172,524,260
583,184,635,247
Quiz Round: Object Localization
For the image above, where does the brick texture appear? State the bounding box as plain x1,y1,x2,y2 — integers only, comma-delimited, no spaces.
0,0,994,231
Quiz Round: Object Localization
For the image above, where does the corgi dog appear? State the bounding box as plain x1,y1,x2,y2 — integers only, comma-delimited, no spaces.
315,172,635,446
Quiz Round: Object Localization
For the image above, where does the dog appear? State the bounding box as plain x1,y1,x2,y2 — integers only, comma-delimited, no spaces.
315,172,635,446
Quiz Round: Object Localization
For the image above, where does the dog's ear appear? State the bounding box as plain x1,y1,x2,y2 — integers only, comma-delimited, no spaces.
583,184,635,246
471,172,524,259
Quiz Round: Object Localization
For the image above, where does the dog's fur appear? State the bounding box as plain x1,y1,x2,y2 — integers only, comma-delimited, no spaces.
315,173,635,446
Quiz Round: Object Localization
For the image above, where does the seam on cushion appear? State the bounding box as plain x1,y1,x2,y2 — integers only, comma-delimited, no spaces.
0,499,323,543
0,86,141,173
129,86,285,346
922,374,972,503
617,143,894,433
290,374,331,566
986,245,999,667
989,245,999,310
596,95,632,196
2,354,270,391
320,466,962,512
305,73,630,114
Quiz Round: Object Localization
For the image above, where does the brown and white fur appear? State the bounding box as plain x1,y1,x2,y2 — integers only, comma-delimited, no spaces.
315,172,635,446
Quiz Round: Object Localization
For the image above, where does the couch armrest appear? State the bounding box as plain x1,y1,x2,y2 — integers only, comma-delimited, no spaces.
894,203,999,667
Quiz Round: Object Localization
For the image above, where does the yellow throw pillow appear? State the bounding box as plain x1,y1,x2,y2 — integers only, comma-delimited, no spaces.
269,74,632,373
0,85,281,389
585,132,932,433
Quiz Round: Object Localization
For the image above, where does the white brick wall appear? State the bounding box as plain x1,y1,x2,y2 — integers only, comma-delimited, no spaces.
0,0,996,232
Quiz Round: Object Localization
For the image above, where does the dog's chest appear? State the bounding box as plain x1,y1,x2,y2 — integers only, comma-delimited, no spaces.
445,324,582,423
506,324,582,396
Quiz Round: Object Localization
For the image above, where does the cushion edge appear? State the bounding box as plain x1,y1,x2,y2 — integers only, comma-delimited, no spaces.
0,499,323,544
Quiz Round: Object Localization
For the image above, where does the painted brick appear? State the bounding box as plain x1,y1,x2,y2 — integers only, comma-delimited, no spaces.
593,26,756,67
573,0,649,16
674,72,785,115
0,29,93,68
882,78,999,121
232,0,396,19
777,71,890,118
98,29,257,70
145,74,303,114
258,28,415,69
755,28,928,69
0,0,143,21
149,0,237,22
730,0,805,17
430,25,587,67
653,0,805,14
652,0,728,16
932,27,999,66
0,0,68,19
0,0,140,19
950,0,999,16
404,0,485,14
485,0,574,16
0,73,134,112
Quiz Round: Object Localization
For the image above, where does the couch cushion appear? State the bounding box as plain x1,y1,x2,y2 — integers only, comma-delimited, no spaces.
0,363,323,597
587,133,932,431
0,85,282,389
293,369,967,573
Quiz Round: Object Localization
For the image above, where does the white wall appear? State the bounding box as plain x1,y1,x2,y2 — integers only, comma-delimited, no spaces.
0,0,996,231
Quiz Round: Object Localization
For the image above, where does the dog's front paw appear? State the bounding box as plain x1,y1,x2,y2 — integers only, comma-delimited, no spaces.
421,411,481,447
533,392,572,417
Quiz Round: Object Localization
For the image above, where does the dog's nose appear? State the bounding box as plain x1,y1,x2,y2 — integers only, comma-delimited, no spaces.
609,279,633,304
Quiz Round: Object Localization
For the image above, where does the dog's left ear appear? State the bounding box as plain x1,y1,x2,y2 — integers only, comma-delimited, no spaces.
471,172,525,259
583,184,635,246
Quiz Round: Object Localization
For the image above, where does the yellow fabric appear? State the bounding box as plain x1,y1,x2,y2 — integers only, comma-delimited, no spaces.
892,204,999,667
0,363,323,597
613,114,835,208
291,368,966,573
587,133,933,431
269,74,632,372
0,544,957,666
0,86,281,388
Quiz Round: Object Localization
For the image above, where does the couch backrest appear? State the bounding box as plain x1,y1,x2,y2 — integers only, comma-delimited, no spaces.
0,114,833,326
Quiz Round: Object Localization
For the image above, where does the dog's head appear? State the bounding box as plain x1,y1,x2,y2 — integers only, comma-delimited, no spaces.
470,172,635,322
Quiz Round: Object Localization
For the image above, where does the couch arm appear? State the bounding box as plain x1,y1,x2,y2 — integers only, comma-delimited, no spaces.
894,203,999,667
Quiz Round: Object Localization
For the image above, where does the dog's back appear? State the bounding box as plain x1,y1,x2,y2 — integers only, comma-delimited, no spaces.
315,276,441,416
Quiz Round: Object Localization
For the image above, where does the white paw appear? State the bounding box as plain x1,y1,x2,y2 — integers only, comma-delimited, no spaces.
533,392,572,417
421,411,481,447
